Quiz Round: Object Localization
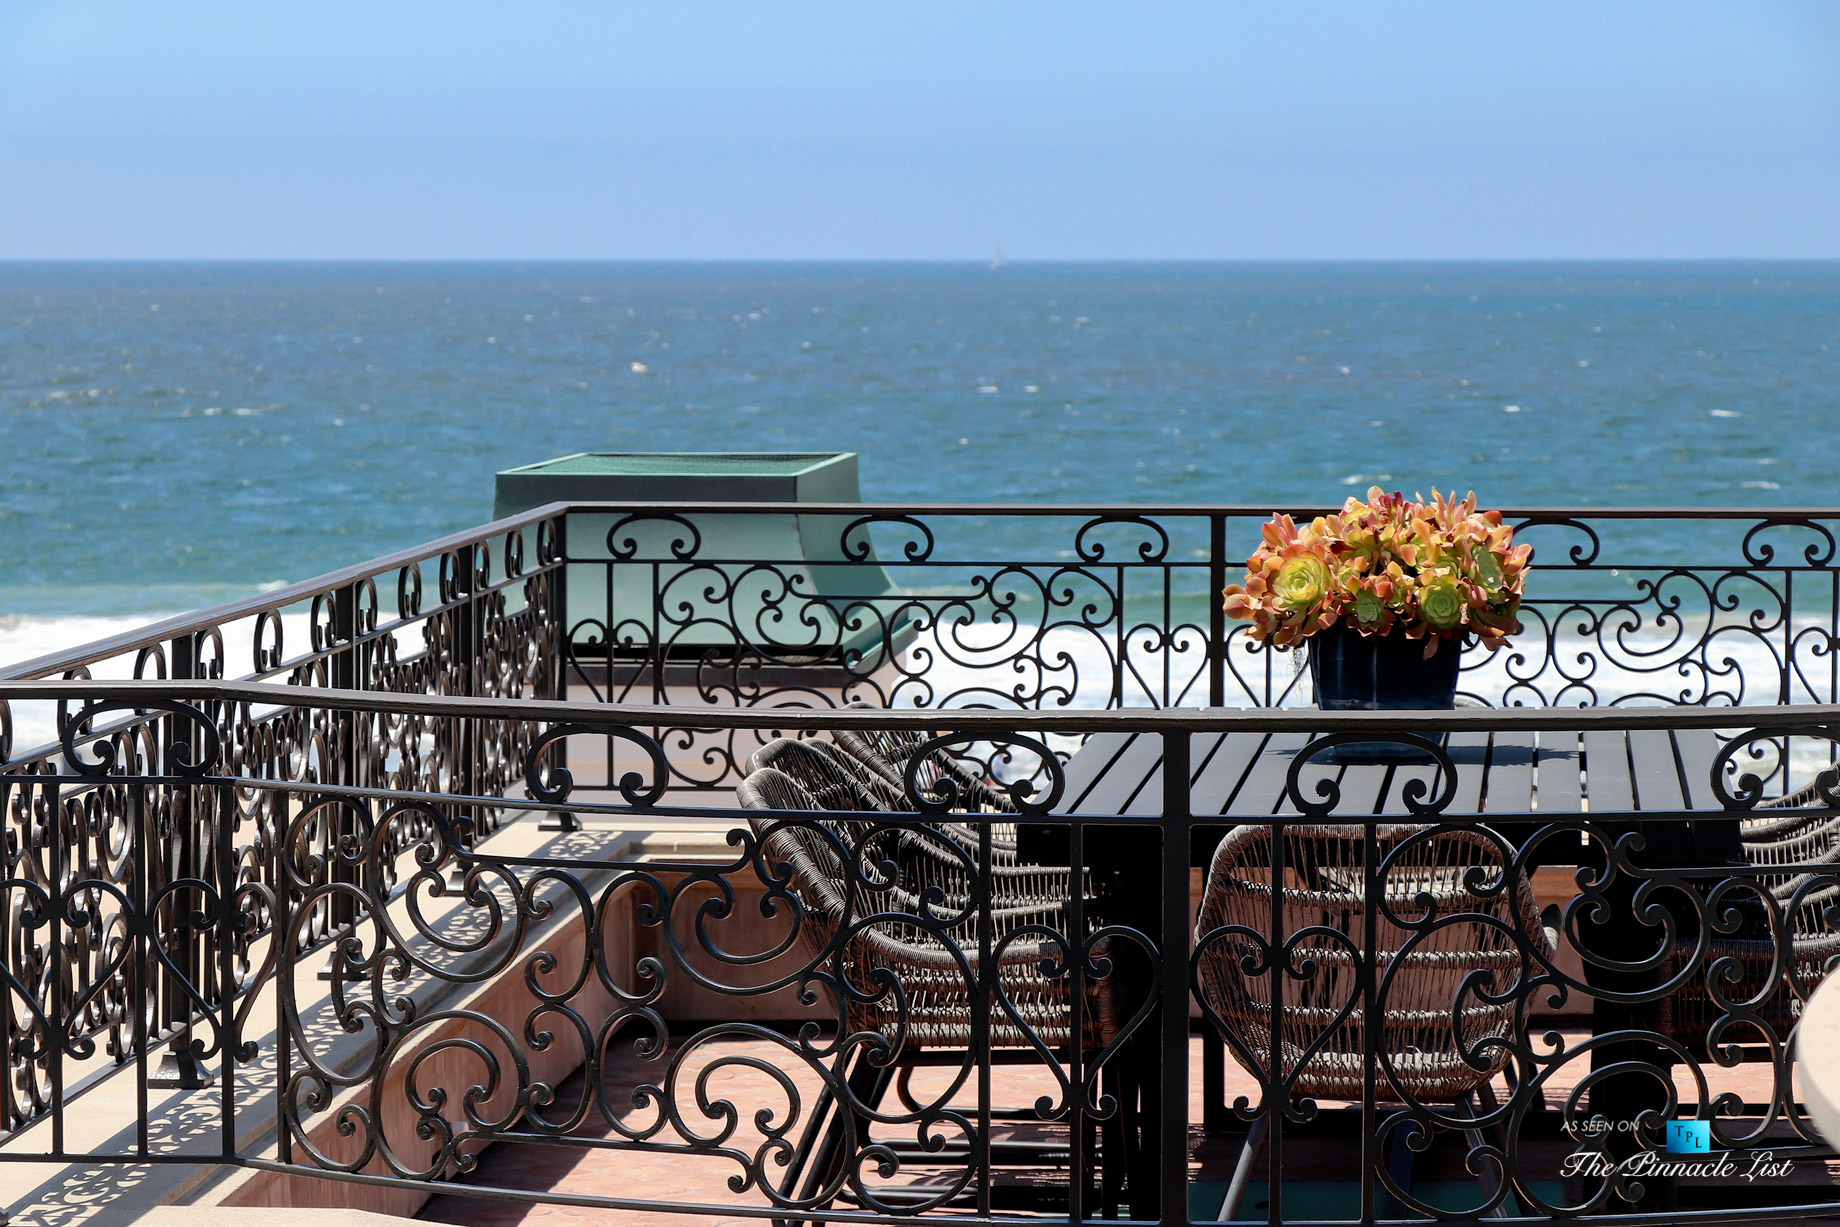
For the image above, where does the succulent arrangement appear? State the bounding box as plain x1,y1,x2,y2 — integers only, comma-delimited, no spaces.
1222,487,1528,657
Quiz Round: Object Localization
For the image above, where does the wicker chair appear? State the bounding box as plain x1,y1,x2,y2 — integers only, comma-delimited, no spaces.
812,738,909,810
1656,793,1840,1049
1193,823,1553,1218
738,761,1114,1052
736,764,1120,1212
1749,782,1840,941
747,737,1069,900
829,701,1021,848
1196,822,1550,1103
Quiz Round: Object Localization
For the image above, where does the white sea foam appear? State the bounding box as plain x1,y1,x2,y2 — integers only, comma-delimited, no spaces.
898,618,1832,711
2,614,176,754
899,620,1840,788
0,614,181,678
1,611,314,757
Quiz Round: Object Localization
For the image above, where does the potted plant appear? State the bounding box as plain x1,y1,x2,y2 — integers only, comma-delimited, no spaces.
1222,487,1528,709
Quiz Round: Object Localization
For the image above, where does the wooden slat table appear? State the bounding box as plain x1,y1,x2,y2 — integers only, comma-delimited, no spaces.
1036,724,1735,856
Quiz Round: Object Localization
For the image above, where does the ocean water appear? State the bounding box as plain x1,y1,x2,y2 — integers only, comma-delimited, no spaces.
2,260,1838,667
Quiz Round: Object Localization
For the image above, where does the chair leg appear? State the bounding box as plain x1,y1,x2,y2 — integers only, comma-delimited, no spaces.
1215,1113,1268,1221
775,1077,838,1227
1379,1115,1416,1220
893,1064,923,1114
1084,1109,1100,1219
1099,1063,1126,1218
1454,1091,1511,1218
1120,1033,1162,1220
783,1052,868,1214
800,1052,896,1214
1203,1032,1229,1133
1499,1060,1545,1112
1474,1079,1515,1174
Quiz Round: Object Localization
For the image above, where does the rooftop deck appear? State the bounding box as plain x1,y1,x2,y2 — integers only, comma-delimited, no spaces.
3,500,1840,1224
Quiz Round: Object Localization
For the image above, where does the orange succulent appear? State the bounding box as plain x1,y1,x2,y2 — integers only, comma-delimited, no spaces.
1223,487,1528,657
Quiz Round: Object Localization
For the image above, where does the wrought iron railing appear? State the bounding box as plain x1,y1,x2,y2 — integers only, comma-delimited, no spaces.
0,508,565,1109
12,502,1840,786
553,502,1840,791
3,502,1840,1222
0,685,1837,1223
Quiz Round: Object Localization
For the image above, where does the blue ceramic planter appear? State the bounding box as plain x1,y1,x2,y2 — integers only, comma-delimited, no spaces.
1309,623,1460,711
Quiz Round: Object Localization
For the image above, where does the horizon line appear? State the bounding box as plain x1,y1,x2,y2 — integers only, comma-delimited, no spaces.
2,255,1838,265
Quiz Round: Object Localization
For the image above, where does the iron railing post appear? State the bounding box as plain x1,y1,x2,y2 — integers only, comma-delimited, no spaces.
216,779,238,1157
1069,812,1090,1222
130,777,150,1153
976,816,994,1218
1361,818,1379,1222
549,514,569,704
0,761,13,1134
150,631,209,1089
449,547,481,858
330,582,362,958
538,516,578,832
1161,729,1192,1227
1209,513,1226,709
1203,512,1230,1136
47,774,63,1157
1266,815,1285,1224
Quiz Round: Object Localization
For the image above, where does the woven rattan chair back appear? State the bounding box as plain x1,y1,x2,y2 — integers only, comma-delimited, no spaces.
1194,822,1551,1105
810,738,908,810
1743,805,1840,936
746,735,1045,870
746,737,898,811
737,765,1115,1053
831,701,1021,816
1747,788,1840,913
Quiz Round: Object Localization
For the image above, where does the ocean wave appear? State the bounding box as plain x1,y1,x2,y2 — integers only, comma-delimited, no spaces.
1,611,313,755
900,621,1840,790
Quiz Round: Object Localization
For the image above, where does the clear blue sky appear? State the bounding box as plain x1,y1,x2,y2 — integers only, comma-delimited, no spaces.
1,2,1836,259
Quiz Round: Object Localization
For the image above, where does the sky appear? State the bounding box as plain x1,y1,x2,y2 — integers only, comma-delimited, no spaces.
0,2,1837,260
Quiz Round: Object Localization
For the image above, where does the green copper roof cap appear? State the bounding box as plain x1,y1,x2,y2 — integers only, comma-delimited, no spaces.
491,451,911,669
502,452,845,479
494,452,859,517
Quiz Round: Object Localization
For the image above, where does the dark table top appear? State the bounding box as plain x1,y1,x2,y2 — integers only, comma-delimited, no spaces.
1019,724,1744,872
1049,725,1729,822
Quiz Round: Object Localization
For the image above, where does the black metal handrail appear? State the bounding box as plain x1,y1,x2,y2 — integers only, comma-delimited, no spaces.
10,677,1840,732
541,503,1840,777
15,498,1838,682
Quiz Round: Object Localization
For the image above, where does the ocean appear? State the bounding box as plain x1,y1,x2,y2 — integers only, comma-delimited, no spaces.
3,260,1838,670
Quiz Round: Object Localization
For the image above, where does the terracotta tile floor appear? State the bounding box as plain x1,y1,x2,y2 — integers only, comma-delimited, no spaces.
416,1027,1819,1225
